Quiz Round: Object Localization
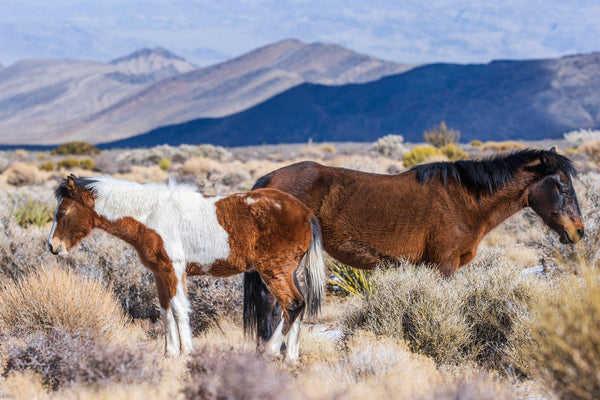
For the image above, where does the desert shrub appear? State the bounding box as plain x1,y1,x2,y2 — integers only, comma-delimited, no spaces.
2,328,160,391
330,261,374,296
579,139,600,162
509,268,600,400
79,157,95,170
13,200,53,228
342,250,548,369
51,141,100,156
158,157,171,170
480,141,527,152
0,265,131,343
470,140,483,147
372,134,406,157
57,157,82,170
423,121,460,148
402,145,441,167
564,128,600,149
14,149,28,159
38,161,55,171
440,143,468,160
4,162,47,186
182,346,295,400
187,276,242,334
37,153,46,160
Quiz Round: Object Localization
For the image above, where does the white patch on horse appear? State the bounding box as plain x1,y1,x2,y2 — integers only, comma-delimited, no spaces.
47,198,62,251
245,197,258,205
161,307,180,356
86,176,230,265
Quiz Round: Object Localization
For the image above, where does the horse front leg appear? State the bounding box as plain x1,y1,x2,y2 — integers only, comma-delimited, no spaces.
170,263,193,354
257,266,306,360
153,273,180,356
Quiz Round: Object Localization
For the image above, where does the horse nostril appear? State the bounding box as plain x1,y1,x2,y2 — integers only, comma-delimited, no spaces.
48,243,54,253
577,228,585,238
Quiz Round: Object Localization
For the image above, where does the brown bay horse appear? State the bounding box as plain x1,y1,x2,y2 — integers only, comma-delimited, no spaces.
244,148,584,343
47,175,325,360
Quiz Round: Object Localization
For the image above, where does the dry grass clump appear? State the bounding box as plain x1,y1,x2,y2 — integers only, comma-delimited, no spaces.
423,121,460,148
564,128,600,149
509,267,600,400
372,134,406,157
0,265,131,344
3,162,50,186
2,328,161,391
112,165,168,183
182,346,297,400
479,141,527,152
342,249,548,370
579,139,600,162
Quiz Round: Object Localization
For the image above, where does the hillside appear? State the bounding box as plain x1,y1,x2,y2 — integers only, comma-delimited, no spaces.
0,40,411,145
104,52,600,148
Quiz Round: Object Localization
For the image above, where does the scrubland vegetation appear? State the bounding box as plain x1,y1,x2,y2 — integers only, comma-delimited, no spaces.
1,130,600,399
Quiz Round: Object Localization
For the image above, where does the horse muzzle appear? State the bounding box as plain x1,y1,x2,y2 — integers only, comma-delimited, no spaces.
560,227,584,244
47,238,67,255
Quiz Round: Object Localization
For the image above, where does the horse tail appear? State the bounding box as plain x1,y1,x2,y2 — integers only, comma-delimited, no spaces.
301,215,326,317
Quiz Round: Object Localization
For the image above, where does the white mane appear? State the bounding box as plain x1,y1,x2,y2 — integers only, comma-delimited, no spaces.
86,176,203,222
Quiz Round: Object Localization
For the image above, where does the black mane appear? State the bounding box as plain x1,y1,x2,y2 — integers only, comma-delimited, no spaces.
54,176,98,200
411,149,576,194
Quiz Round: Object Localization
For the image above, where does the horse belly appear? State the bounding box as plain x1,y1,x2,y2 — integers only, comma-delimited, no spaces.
186,260,243,277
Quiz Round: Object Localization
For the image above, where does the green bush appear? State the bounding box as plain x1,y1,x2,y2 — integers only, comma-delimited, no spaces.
470,140,483,147
51,141,100,156
57,158,95,170
330,261,374,296
440,143,469,161
79,158,95,170
38,161,56,171
423,121,460,148
57,158,82,170
402,145,441,168
158,157,171,170
14,201,53,228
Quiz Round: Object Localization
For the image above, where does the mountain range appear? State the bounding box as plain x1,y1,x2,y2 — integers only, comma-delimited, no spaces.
0,40,599,147
0,40,412,146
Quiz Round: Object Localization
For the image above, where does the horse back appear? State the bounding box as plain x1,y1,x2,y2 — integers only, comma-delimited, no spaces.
213,188,313,268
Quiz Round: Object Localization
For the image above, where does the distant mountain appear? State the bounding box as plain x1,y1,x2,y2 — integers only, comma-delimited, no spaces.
103,52,600,148
0,48,196,145
0,40,412,145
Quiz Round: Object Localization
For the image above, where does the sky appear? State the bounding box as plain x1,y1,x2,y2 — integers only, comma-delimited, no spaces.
1,0,599,67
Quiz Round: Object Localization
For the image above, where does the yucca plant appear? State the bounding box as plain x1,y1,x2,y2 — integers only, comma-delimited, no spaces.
329,261,374,296
13,201,53,228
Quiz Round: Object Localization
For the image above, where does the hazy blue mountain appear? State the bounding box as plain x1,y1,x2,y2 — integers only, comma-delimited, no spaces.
101,52,600,148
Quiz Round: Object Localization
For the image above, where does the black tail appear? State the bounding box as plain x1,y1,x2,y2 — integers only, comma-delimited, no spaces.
243,171,281,342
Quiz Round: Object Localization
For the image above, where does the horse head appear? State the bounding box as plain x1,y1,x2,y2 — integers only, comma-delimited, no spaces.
47,175,97,254
526,148,584,244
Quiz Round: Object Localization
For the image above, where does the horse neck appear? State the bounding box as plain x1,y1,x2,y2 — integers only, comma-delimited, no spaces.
469,170,537,234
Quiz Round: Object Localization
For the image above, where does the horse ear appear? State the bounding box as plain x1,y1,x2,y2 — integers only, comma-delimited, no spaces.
66,175,77,193
549,146,557,153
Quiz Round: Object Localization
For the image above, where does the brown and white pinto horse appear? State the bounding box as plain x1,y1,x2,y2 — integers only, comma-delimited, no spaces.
47,175,325,360
245,148,584,343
